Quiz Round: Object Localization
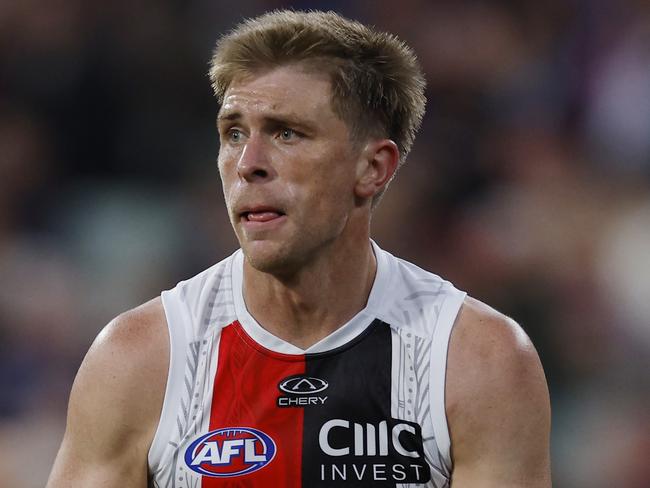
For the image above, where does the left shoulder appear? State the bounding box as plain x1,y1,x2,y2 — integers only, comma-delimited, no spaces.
448,296,543,388
445,296,551,486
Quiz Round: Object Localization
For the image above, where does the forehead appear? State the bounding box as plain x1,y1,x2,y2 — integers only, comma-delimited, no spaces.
219,65,335,120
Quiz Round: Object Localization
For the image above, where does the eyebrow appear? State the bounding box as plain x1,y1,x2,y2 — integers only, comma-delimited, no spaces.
217,111,318,133
217,111,242,124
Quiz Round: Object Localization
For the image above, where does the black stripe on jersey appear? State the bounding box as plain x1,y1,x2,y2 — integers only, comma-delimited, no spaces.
300,319,431,487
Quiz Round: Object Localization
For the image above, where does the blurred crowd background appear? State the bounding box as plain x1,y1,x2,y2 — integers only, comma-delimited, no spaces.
1,0,649,486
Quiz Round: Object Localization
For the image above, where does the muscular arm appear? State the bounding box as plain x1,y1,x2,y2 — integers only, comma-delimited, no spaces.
47,298,169,488
447,297,551,487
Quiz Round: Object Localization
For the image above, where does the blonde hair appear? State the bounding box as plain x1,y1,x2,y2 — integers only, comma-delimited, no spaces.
209,10,426,199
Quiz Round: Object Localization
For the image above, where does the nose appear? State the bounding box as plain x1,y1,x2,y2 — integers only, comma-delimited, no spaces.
236,135,275,183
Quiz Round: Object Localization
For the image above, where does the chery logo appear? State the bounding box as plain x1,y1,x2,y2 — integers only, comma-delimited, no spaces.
279,375,329,395
277,375,329,407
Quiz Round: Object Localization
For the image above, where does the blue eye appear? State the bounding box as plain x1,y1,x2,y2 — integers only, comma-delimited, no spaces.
279,128,295,141
229,129,242,142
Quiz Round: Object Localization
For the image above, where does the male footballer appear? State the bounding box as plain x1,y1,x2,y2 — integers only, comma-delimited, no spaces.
47,10,551,488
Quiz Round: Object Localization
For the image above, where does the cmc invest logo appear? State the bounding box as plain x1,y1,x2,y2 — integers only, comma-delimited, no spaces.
184,427,276,477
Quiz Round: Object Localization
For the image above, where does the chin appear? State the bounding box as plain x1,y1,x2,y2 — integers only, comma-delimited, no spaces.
242,241,298,275
239,228,336,276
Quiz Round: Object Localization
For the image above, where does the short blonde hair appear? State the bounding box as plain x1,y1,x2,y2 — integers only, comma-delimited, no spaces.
209,10,426,197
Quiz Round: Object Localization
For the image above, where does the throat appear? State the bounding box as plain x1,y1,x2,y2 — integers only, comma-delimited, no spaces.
240,243,377,350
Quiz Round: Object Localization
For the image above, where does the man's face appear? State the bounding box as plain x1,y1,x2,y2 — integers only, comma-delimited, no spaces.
217,65,363,274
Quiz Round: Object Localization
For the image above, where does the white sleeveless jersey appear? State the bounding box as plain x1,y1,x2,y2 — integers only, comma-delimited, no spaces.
148,242,466,487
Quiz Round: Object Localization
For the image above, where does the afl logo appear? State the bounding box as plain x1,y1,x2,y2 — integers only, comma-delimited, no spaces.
184,427,276,477
279,375,329,395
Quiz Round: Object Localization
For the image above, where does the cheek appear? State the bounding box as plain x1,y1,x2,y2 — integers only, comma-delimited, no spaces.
218,144,240,172
217,154,235,190
308,180,353,222
319,167,356,203
217,170,238,220
217,152,229,177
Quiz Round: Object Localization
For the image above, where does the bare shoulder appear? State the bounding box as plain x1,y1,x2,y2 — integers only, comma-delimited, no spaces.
47,297,169,487
73,296,169,437
446,296,545,411
90,296,169,380
446,296,551,486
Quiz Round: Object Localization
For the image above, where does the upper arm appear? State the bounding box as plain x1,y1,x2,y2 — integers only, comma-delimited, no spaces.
446,297,551,488
46,298,169,488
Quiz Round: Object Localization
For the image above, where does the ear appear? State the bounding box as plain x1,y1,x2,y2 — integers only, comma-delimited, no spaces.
354,139,400,200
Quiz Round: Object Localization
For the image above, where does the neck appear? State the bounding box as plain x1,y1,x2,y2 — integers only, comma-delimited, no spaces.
242,237,377,350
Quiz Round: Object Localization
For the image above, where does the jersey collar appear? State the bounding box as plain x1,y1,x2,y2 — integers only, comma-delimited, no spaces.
230,240,393,355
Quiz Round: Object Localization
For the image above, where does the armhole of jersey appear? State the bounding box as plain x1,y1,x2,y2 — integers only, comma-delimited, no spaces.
148,287,189,471
429,288,466,472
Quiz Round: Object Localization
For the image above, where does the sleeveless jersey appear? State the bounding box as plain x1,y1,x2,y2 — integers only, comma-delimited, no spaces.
148,242,466,487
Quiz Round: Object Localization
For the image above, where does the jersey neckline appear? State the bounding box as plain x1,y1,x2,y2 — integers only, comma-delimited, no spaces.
230,240,394,355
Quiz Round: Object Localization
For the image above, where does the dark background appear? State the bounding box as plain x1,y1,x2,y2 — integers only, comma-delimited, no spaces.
1,1,649,486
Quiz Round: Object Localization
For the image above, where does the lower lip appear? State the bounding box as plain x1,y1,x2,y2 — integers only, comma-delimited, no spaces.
240,214,287,231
